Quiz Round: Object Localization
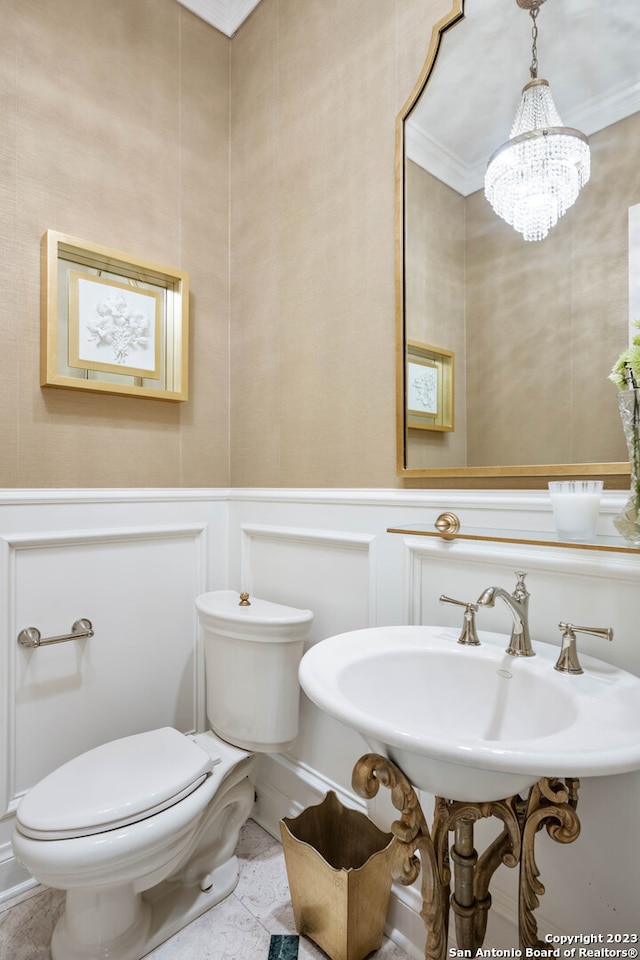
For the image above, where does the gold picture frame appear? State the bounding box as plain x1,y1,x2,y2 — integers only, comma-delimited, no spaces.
41,230,189,401
406,339,454,431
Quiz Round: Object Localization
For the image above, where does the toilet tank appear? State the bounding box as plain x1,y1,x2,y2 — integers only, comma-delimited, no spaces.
195,590,314,753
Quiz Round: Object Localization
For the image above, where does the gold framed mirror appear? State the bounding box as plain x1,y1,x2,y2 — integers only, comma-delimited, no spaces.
397,0,638,484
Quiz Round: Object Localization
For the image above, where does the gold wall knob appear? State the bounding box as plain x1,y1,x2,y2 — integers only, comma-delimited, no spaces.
434,512,460,539
239,591,251,606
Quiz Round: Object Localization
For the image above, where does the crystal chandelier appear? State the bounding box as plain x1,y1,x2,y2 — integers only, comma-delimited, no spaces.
484,0,590,242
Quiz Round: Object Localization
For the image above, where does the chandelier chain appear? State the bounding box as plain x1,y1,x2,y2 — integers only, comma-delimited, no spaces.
529,1,540,80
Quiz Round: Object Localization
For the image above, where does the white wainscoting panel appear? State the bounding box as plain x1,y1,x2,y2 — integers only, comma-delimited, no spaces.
8,525,207,806
0,491,227,902
238,522,379,830
240,523,377,641
1,488,638,959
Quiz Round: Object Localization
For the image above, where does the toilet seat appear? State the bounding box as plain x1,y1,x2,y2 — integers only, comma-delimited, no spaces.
16,727,216,841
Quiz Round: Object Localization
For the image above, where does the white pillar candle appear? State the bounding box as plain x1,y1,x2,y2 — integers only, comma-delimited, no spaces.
548,481,603,541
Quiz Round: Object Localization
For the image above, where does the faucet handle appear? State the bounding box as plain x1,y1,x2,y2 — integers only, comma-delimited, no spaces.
439,595,480,646
512,571,529,601
554,622,614,675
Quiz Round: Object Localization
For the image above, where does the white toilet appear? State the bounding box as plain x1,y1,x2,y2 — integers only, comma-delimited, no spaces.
12,590,313,960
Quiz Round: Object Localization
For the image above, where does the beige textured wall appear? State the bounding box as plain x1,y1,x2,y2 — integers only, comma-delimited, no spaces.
405,158,467,469
229,0,452,487
0,0,230,487
1,0,461,489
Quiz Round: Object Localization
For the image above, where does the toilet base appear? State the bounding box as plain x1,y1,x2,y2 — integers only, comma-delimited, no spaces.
144,855,240,949
51,856,240,960
34,733,257,960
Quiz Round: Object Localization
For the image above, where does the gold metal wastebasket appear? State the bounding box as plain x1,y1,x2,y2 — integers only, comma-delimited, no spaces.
280,791,394,960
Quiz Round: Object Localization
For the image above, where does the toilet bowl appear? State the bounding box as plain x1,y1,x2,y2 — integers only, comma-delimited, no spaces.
12,591,313,960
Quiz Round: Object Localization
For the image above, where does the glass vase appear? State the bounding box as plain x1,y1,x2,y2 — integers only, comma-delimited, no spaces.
613,388,640,544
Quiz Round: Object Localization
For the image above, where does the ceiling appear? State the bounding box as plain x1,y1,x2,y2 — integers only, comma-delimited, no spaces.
406,0,640,196
176,0,262,37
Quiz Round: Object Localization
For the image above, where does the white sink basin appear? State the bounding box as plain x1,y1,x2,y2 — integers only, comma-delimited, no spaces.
299,626,640,802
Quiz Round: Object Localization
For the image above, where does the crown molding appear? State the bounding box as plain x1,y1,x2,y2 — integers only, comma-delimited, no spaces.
176,0,262,37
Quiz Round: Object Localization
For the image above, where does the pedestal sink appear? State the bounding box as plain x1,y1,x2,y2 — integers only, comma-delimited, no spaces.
300,626,640,960
299,625,640,802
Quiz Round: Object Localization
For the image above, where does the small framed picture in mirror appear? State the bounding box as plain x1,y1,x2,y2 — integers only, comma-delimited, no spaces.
406,340,453,431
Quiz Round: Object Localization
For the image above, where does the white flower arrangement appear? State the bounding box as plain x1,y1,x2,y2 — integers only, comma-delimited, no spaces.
609,319,640,388
609,320,640,543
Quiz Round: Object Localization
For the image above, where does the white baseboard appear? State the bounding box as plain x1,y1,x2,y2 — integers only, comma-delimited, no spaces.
0,842,35,905
250,751,367,836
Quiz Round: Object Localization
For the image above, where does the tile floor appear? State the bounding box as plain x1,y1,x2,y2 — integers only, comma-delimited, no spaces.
0,819,416,960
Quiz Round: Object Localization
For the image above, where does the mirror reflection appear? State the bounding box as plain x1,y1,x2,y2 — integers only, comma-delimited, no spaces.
401,0,640,477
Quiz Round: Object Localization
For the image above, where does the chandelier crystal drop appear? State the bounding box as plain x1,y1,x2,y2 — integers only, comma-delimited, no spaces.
484,1,590,242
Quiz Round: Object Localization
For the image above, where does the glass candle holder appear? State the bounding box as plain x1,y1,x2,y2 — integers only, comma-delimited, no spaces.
548,481,603,541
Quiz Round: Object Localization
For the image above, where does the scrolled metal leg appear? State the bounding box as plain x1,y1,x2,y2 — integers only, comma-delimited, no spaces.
352,754,451,960
352,758,522,960
352,756,581,960
519,777,581,950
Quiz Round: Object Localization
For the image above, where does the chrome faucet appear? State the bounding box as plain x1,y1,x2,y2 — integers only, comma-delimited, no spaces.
476,571,535,657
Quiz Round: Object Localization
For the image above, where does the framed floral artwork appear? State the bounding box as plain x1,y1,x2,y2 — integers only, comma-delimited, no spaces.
406,340,454,431
41,230,189,401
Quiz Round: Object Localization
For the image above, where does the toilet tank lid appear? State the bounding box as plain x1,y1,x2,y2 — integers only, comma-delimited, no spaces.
16,727,214,840
195,590,314,630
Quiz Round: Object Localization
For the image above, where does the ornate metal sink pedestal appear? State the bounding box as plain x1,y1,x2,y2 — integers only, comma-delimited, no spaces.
352,754,580,960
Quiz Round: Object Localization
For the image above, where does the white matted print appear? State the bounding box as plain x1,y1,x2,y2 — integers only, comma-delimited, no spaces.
68,272,162,380
408,357,438,416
